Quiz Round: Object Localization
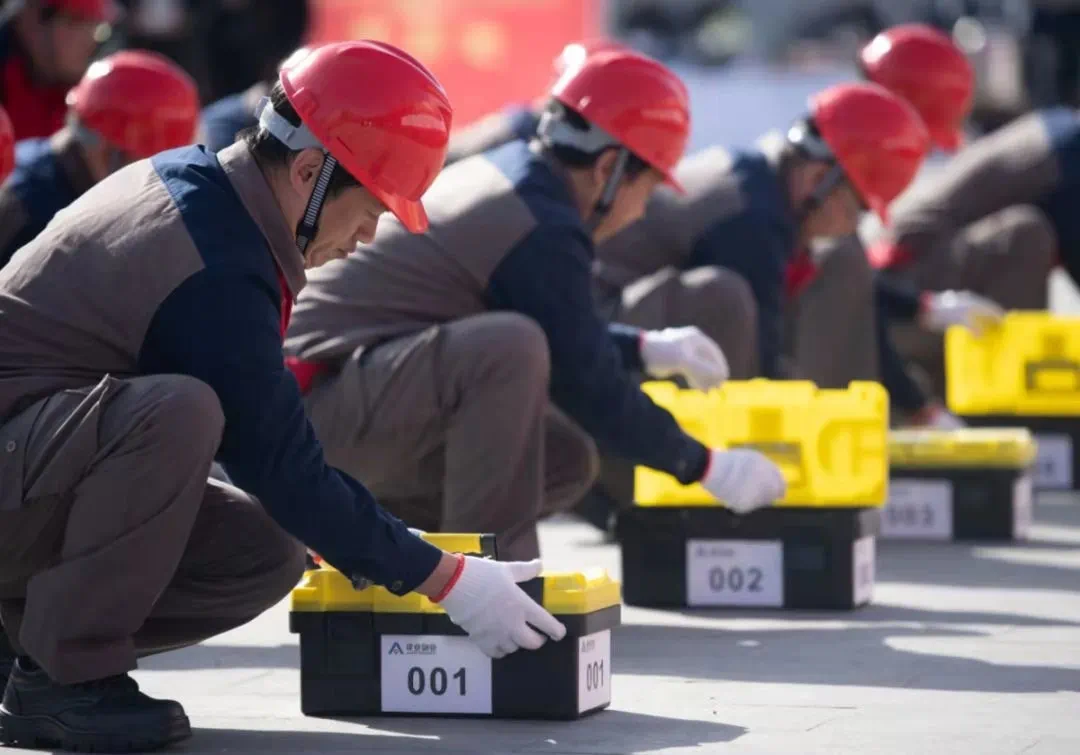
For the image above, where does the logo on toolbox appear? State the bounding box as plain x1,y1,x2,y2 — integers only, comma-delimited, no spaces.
387,641,437,656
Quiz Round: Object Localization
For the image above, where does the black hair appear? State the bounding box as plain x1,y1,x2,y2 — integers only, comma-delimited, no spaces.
241,82,360,199
541,100,652,179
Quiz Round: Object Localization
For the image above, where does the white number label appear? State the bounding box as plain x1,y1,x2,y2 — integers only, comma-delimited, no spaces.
686,540,783,607
852,536,875,605
1034,434,1073,489
881,478,953,539
380,635,492,714
577,630,611,713
1013,473,1033,539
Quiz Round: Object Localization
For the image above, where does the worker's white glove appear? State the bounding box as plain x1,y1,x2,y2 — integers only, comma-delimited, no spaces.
921,290,1004,336
437,556,566,659
701,449,787,514
640,326,730,390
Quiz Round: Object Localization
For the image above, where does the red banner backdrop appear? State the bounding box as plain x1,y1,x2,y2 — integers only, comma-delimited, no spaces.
307,0,601,128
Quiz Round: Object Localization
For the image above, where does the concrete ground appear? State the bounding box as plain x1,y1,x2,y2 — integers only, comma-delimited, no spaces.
48,497,1076,755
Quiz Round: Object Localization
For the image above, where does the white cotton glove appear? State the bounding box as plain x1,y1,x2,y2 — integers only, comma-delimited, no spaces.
920,290,1004,336
640,326,730,390
437,556,567,659
700,449,787,514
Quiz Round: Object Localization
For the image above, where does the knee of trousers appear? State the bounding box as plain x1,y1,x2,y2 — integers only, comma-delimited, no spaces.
452,312,552,390
547,422,601,514
680,265,758,329
250,534,307,614
141,375,226,463
679,266,759,372
997,204,1058,273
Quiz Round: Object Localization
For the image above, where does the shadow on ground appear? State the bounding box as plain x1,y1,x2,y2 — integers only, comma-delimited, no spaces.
614,622,1080,693
183,709,744,754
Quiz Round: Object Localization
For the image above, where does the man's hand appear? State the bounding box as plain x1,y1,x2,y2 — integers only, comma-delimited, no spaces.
921,291,1004,336
641,326,730,390
434,555,567,658
701,449,786,514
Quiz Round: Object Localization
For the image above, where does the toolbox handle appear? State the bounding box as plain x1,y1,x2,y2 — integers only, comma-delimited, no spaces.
1024,359,1080,393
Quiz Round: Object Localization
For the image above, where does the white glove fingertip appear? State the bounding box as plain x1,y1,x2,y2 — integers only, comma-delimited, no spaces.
527,604,567,641
507,559,543,582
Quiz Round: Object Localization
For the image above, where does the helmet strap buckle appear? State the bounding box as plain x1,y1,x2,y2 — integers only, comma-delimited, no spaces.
586,146,629,235
295,153,337,255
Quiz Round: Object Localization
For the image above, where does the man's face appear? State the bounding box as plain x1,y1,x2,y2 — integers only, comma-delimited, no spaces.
286,149,388,268
807,181,864,239
304,184,387,269
44,12,102,85
589,160,664,244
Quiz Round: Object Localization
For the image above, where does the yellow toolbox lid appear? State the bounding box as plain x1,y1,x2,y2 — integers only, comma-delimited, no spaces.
889,428,1036,468
946,311,1080,416
635,379,889,508
291,566,622,615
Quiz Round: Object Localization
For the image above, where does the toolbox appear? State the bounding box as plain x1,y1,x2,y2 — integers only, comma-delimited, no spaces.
618,380,887,609
947,312,1080,490
883,428,1035,541
289,534,621,719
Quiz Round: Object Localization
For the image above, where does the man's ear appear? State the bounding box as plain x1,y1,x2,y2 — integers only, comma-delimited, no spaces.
591,148,620,186
288,148,325,198
791,160,831,204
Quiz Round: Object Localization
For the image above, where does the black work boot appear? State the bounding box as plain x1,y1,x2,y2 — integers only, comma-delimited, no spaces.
0,658,191,752
0,632,14,688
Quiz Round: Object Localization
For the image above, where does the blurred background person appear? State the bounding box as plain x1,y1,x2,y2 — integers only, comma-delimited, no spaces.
0,0,114,139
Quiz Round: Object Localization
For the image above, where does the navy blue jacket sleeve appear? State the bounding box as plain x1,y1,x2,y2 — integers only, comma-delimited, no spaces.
873,273,923,321
688,212,787,378
487,227,709,483
608,323,645,372
139,268,442,594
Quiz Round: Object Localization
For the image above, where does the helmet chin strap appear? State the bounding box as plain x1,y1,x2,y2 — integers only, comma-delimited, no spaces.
256,96,337,254
795,162,845,224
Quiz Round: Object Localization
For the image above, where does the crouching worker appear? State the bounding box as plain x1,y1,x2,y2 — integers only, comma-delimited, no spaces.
0,50,200,268
0,41,568,753
594,83,930,388
285,50,787,561
870,103,1071,393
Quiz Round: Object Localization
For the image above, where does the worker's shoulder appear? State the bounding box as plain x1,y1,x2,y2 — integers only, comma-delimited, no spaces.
8,139,54,187
1029,106,1080,151
482,140,582,229
150,145,273,275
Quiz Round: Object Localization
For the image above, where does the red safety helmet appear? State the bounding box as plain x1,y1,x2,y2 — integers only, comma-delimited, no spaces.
45,0,118,22
810,82,930,225
552,38,630,76
550,50,690,191
859,24,974,152
0,105,13,183
66,50,199,159
279,41,453,234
